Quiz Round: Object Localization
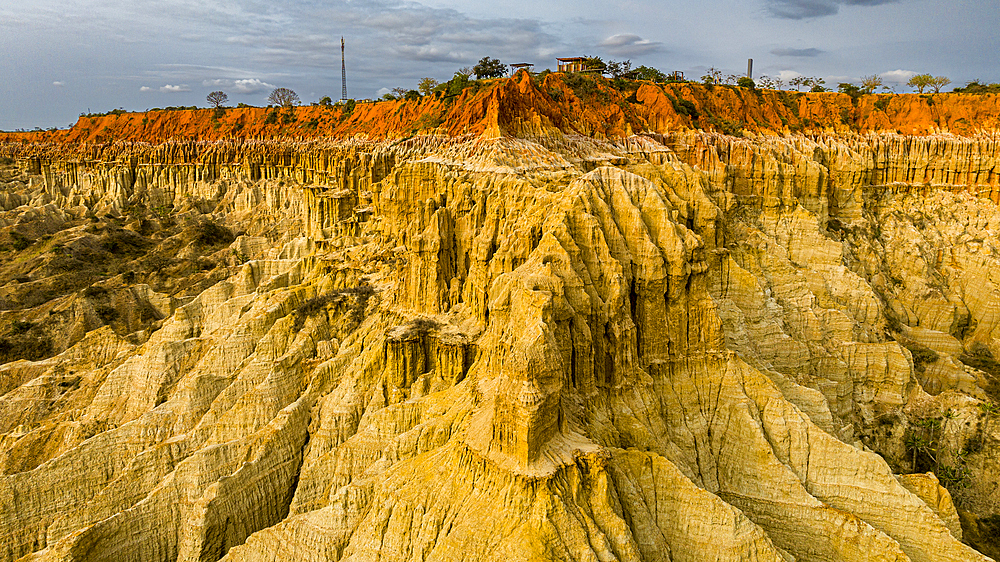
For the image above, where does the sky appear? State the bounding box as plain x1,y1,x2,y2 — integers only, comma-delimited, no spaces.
1,0,998,130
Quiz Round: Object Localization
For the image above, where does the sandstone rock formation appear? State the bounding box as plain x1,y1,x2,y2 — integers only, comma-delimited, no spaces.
1,74,1000,561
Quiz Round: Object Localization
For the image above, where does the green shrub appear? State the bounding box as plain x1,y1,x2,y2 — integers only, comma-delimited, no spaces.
678,98,698,118
10,231,32,251
96,305,119,323
292,283,376,330
409,317,440,334
339,99,356,121
193,221,235,247
707,113,743,137
952,80,1000,94
904,342,939,372
737,77,755,89
562,73,611,102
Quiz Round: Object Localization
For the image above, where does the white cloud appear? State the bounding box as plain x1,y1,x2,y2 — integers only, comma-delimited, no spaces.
160,84,191,92
599,34,663,57
52,81,64,87
201,78,275,94
881,69,917,83
778,70,804,82
232,78,275,94
139,86,152,92
375,87,390,98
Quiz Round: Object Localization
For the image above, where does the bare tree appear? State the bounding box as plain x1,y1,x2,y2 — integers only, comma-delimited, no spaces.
206,91,228,109
756,76,784,90
789,76,808,91
267,88,299,108
805,77,827,91
701,67,723,85
860,75,883,94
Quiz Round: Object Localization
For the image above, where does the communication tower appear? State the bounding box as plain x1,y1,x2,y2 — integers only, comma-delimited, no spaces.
341,37,348,100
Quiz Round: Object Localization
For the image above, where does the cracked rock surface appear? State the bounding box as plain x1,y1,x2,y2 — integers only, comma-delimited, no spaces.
2,120,1000,561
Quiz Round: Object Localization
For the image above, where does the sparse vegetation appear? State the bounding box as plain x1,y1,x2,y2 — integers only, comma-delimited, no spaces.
903,341,939,373
267,88,300,108
473,57,506,79
953,80,1000,94
417,78,439,96
907,74,933,94
292,282,376,330
11,231,33,251
860,75,883,94
701,67,723,85
192,220,235,247
632,65,667,82
562,73,611,102
207,91,228,109
408,316,440,334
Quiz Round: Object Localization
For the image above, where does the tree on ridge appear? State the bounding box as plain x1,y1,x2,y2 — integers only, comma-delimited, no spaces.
907,74,934,94
418,78,439,96
930,76,952,93
473,57,506,79
206,91,228,109
860,75,883,94
268,88,299,108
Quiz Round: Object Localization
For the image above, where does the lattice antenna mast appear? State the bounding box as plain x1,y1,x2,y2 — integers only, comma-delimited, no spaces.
341,37,348,100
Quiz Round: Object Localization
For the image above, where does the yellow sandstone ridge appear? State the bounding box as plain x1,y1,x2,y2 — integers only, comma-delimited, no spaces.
0,74,999,561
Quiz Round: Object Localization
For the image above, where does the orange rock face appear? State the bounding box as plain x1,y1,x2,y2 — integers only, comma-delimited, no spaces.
3,72,1000,147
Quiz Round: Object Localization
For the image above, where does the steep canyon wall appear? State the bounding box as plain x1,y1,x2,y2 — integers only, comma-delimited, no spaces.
1,75,1000,561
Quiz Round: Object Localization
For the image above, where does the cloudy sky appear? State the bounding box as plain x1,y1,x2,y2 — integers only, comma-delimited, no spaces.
1,0,997,130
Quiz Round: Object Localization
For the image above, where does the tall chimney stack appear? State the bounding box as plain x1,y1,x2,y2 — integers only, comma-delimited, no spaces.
747,58,753,79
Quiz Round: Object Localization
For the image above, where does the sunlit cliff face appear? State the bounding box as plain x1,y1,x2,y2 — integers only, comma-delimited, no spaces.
1,76,1000,561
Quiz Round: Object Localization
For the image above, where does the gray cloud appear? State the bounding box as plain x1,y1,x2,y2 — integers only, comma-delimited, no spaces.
766,0,898,19
771,47,824,57
599,34,663,57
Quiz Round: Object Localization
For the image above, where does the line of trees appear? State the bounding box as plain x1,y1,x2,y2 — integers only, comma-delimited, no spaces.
199,63,983,114
907,74,951,94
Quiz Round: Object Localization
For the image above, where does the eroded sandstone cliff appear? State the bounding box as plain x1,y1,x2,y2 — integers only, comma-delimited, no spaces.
1,73,1000,561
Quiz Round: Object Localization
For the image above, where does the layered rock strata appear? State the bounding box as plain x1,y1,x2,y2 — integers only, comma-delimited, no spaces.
1,75,1000,561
